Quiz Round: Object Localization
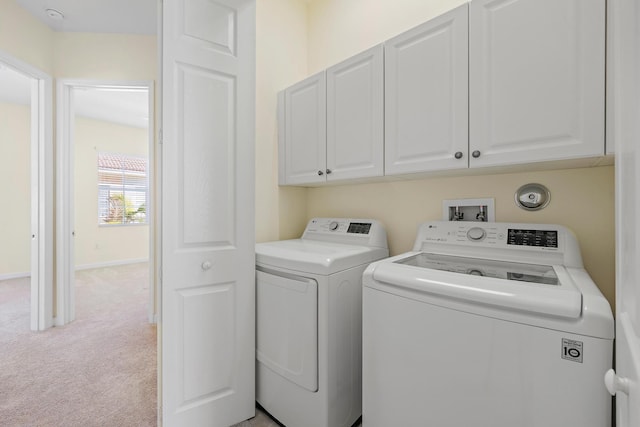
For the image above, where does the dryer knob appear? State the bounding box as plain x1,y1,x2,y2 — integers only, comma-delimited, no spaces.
329,221,339,231
467,227,486,241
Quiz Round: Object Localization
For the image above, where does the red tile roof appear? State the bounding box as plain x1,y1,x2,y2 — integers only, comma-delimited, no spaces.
98,153,147,173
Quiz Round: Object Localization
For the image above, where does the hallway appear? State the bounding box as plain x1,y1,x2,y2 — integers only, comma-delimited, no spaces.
0,263,156,426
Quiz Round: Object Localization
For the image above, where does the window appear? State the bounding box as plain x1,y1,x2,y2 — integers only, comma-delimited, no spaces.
98,152,148,225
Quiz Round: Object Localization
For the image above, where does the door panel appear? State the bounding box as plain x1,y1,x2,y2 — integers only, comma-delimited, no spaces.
469,0,605,167
181,284,235,401
162,0,255,426
613,0,640,425
284,72,327,185
384,4,469,175
326,45,384,181
178,65,235,245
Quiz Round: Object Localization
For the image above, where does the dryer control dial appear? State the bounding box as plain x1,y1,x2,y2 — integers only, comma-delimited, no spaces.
329,221,339,231
467,227,486,241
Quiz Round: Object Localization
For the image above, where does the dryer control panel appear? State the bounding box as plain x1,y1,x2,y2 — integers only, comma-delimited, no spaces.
302,218,388,249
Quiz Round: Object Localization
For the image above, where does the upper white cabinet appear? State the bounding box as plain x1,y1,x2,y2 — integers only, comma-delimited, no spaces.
385,4,469,175
281,71,326,185
278,0,607,185
469,0,606,167
327,45,384,181
279,45,384,186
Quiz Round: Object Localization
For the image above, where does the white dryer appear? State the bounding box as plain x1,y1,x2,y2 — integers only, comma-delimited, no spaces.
256,218,388,427
362,221,614,427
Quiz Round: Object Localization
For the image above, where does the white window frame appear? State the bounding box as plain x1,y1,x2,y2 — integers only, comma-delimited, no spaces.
97,152,149,226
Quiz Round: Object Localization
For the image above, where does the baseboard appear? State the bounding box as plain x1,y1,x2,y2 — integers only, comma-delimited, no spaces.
75,258,149,271
0,271,30,281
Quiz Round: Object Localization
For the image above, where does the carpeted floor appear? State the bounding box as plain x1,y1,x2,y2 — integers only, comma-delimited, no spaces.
0,263,157,427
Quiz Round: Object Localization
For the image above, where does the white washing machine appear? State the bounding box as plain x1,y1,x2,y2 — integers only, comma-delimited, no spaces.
256,218,388,427
362,221,614,427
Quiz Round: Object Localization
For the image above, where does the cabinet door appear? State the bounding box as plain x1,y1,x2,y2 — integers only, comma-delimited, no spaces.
385,4,469,175
283,72,326,185
326,45,384,181
469,0,605,168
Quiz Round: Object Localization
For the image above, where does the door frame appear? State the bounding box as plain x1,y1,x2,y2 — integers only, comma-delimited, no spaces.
56,79,156,325
0,49,53,331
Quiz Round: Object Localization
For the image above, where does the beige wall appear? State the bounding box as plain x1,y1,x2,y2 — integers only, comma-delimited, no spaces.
54,32,157,267
307,0,466,74
74,117,149,268
0,0,53,73
0,103,31,276
298,0,616,310
0,5,158,320
53,33,156,80
256,0,310,242
307,167,616,308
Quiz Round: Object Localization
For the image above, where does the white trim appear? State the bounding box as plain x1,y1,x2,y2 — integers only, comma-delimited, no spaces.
0,272,31,281
57,79,156,327
0,50,54,332
75,258,149,271
147,83,157,325
56,80,76,326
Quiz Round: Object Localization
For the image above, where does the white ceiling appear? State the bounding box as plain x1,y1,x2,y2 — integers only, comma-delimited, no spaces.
0,65,31,105
0,65,149,128
0,1,153,128
15,0,157,35
73,87,150,129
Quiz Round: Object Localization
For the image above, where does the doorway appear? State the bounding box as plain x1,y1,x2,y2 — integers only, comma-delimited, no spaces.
0,50,53,332
57,80,156,325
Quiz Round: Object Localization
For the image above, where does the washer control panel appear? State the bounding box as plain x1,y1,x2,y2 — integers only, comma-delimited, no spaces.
412,221,582,270
415,221,563,251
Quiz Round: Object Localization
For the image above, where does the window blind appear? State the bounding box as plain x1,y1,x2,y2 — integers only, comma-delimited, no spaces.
97,152,148,225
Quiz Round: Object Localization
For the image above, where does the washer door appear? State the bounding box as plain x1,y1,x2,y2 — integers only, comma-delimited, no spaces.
256,268,318,392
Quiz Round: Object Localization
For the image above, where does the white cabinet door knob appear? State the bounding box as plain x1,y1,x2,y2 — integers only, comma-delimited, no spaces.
605,369,630,396
201,261,213,271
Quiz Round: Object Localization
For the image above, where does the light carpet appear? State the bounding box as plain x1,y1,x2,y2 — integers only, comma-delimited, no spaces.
0,263,157,427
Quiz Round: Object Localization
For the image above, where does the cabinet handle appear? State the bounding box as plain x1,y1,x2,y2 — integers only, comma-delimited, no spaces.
472,150,481,158
326,169,332,174
317,170,324,176
454,151,463,159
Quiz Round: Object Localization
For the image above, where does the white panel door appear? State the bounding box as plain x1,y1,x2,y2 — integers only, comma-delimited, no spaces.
384,4,468,175
469,0,605,168
162,0,255,426
284,72,327,185
326,44,383,181
610,0,640,425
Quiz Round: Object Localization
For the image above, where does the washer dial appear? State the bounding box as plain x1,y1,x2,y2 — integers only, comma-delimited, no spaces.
467,227,486,241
